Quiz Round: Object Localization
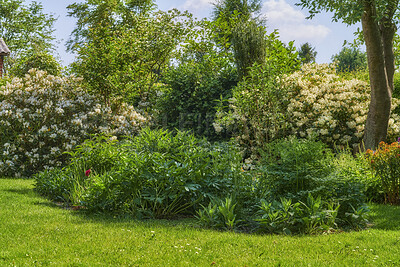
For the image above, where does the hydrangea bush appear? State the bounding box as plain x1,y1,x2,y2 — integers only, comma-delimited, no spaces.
283,63,400,149
0,69,147,177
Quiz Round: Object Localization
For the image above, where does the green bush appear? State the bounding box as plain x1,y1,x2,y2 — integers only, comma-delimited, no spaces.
34,129,244,218
331,46,367,73
196,192,368,234
158,55,237,140
195,138,371,233
214,34,300,156
256,195,340,235
214,63,290,157
331,149,383,204
10,51,63,77
254,137,368,225
392,72,400,116
196,196,239,231
256,137,334,201
34,135,129,204
394,72,400,99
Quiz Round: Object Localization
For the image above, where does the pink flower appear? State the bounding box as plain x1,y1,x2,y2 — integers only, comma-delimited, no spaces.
85,169,91,176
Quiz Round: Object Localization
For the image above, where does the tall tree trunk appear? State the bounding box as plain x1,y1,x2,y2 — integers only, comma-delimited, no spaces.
362,0,392,150
381,0,398,94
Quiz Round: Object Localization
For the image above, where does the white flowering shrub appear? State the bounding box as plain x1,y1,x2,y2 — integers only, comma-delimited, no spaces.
214,63,400,157
0,69,147,177
284,63,400,148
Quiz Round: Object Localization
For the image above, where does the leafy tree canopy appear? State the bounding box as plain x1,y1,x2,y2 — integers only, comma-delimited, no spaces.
296,0,399,25
68,0,194,106
67,0,155,52
212,0,262,21
0,0,56,71
212,0,266,79
10,50,63,77
297,42,317,64
331,46,367,72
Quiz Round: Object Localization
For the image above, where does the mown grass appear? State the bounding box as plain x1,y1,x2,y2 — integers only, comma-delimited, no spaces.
1,178,400,266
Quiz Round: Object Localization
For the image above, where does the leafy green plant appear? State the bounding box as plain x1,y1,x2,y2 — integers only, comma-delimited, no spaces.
10,50,63,77
300,194,339,234
214,32,300,156
218,197,237,230
254,137,369,226
34,128,244,218
159,48,237,140
257,194,339,235
195,196,239,230
256,137,334,201
65,135,122,176
344,205,370,230
393,71,400,100
196,202,221,229
257,198,301,235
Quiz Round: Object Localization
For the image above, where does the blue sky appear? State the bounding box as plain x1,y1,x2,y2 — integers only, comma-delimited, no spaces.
26,0,361,66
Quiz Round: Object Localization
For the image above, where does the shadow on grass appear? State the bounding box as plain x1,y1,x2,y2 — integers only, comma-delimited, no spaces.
4,188,34,195
70,209,199,229
1,180,199,231
369,204,400,231
34,201,63,209
8,180,398,233
29,194,199,229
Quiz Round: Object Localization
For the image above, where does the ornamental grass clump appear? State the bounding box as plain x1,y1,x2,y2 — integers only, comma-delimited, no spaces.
283,63,400,149
0,69,147,177
366,141,400,205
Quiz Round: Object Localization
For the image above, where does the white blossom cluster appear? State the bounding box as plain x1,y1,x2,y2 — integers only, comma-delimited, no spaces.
0,69,147,177
283,63,400,148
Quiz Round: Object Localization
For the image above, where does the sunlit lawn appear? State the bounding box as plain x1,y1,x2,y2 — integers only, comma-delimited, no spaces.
1,178,400,266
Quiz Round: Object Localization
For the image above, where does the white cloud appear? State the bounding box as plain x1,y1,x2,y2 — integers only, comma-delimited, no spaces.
279,24,331,41
262,0,330,44
183,0,213,12
178,0,214,18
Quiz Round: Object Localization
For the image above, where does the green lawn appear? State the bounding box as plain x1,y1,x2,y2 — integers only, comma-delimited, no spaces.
1,178,400,266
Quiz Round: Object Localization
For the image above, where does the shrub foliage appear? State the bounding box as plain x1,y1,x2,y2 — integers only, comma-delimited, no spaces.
34,129,244,218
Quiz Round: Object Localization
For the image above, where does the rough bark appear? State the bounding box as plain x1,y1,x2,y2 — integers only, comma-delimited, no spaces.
381,0,398,94
362,0,392,150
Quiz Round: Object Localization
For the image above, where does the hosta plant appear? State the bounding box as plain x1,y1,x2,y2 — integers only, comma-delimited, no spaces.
0,69,147,177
